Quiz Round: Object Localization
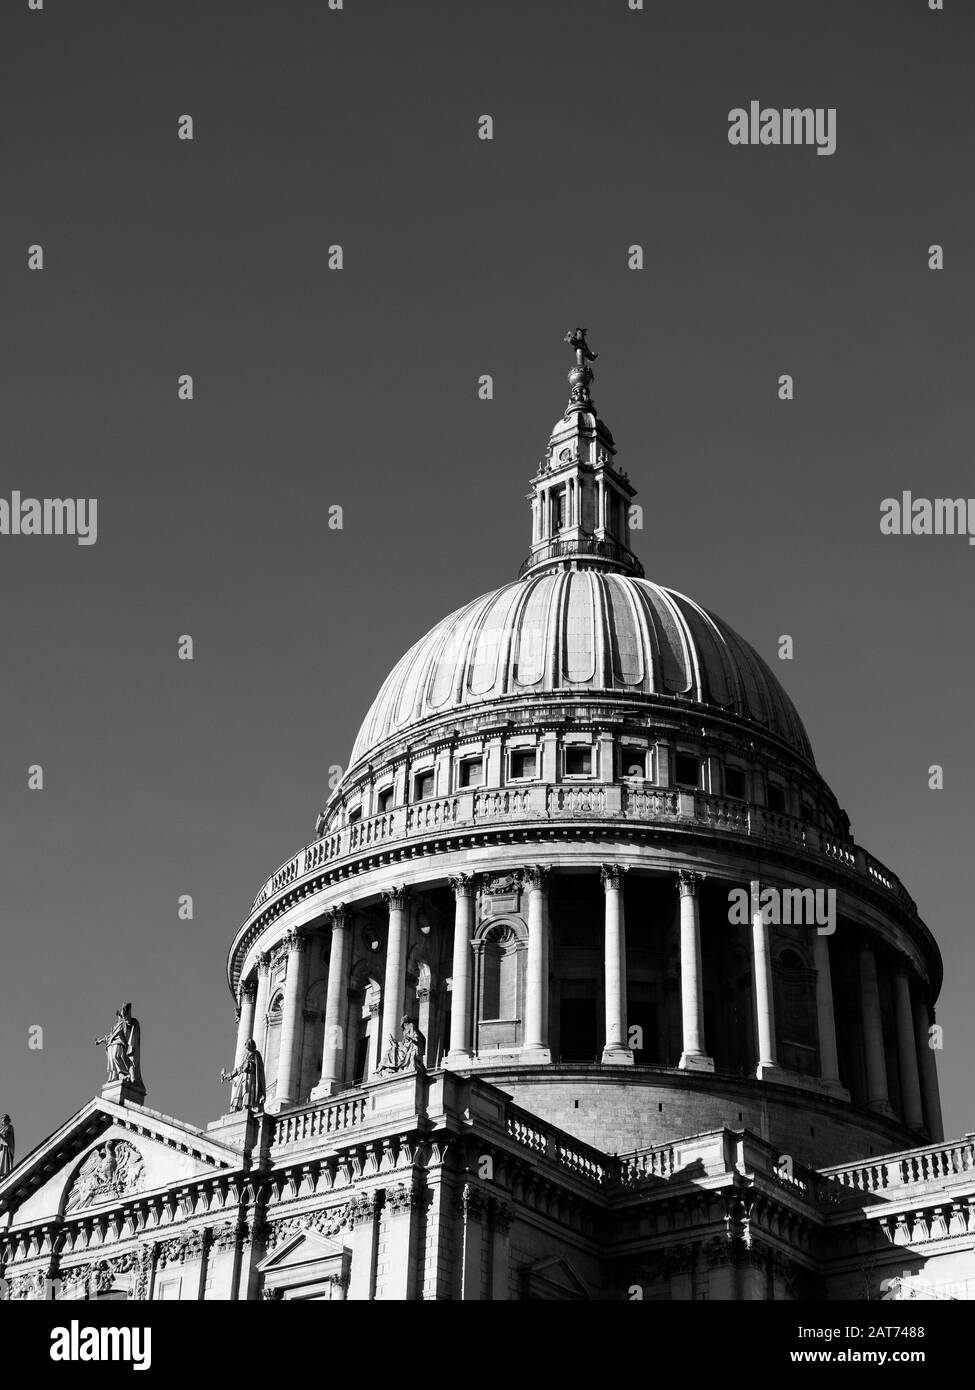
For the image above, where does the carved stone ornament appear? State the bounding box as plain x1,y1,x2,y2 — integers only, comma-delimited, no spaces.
64,1140,145,1214
484,872,521,897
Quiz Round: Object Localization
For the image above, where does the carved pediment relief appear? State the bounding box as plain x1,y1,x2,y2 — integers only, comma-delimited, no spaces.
65,1140,145,1214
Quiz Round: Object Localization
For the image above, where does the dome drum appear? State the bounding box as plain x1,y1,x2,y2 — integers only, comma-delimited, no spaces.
227,335,943,1179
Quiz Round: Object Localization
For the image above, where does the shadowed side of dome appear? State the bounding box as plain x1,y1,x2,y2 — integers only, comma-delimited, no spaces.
347,571,814,768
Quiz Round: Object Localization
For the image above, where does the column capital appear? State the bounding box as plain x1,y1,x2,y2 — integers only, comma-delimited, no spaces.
283,927,309,954
327,902,350,930
522,864,551,891
255,950,272,975
240,978,257,1001
382,885,410,911
600,863,627,890
449,873,478,898
677,869,703,898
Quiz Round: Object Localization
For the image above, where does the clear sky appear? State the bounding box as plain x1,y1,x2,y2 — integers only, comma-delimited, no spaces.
2,0,973,1158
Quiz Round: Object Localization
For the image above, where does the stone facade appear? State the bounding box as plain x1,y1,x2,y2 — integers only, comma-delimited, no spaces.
0,339,968,1300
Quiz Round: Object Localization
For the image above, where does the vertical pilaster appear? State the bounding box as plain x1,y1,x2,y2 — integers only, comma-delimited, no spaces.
858,942,893,1115
234,979,257,1068
601,864,633,1064
522,866,551,1063
750,881,778,1077
678,871,714,1071
273,930,309,1109
311,906,351,1100
915,994,944,1141
252,952,271,1057
457,1183,487,1301
381,887,410,1057
894,967,924,1130
347,1190,383,1301
811,930,844,1092
446,874,475,1067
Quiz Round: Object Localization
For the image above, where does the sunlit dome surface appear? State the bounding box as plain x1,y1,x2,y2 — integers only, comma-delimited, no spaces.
348,569,814,768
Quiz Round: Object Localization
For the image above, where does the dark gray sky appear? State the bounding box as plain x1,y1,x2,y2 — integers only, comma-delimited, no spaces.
3,0,973,1157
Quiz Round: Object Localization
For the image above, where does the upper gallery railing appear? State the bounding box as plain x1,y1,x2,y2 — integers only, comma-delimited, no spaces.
819,1137,975,1196
246,784,917,922
517,535,645,579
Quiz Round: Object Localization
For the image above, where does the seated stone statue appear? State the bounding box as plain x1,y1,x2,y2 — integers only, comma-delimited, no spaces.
377,1016,426,1076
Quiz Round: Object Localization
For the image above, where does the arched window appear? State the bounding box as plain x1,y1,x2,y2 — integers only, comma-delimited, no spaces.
264,991,284,1099
773,947,818,1076
474,921,526,1054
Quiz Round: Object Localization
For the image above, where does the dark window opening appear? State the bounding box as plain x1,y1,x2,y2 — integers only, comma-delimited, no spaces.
413,770,435,801
458,757,483,788
559,998,599,1062
564,746,593,777
623,750,648,779
767,783,787,815
724,767,746,801
510,748,537,780
347,806,362,825
377,786,394,814
675,753,699,788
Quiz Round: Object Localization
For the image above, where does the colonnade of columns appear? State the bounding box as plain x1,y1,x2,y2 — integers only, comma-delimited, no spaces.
232,866,943,1140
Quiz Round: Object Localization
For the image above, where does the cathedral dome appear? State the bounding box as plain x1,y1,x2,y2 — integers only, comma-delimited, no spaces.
348,571,814,769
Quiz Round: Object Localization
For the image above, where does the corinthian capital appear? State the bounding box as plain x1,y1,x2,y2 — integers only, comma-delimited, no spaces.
600,863,627,891
522,865,551,892
677,870,703,898
449,873,477,899
382,886,410,912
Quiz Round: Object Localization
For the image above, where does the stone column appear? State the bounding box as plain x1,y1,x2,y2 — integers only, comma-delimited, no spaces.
750,881,778,1077
678,871,714,1072
311,906,351,1100
915,995,944,1141
811,931,843,1091
894,967,924,1130
274,930,309,1109
601,865,633,1064
458,1183,487,1300
858,941,892,1115
234,979,257,1068
252,952,272,1056
446,875,476,1068
381,887,410,1058
523,866,551,1063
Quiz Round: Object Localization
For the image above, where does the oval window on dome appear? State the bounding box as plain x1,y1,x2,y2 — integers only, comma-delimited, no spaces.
513,574,556,687
562,571,596,684
469,587,520,697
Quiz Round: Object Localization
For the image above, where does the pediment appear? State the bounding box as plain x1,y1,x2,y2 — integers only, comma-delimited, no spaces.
521,1255,592,1301
0,1097,241,1228
257,1228,348,1273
